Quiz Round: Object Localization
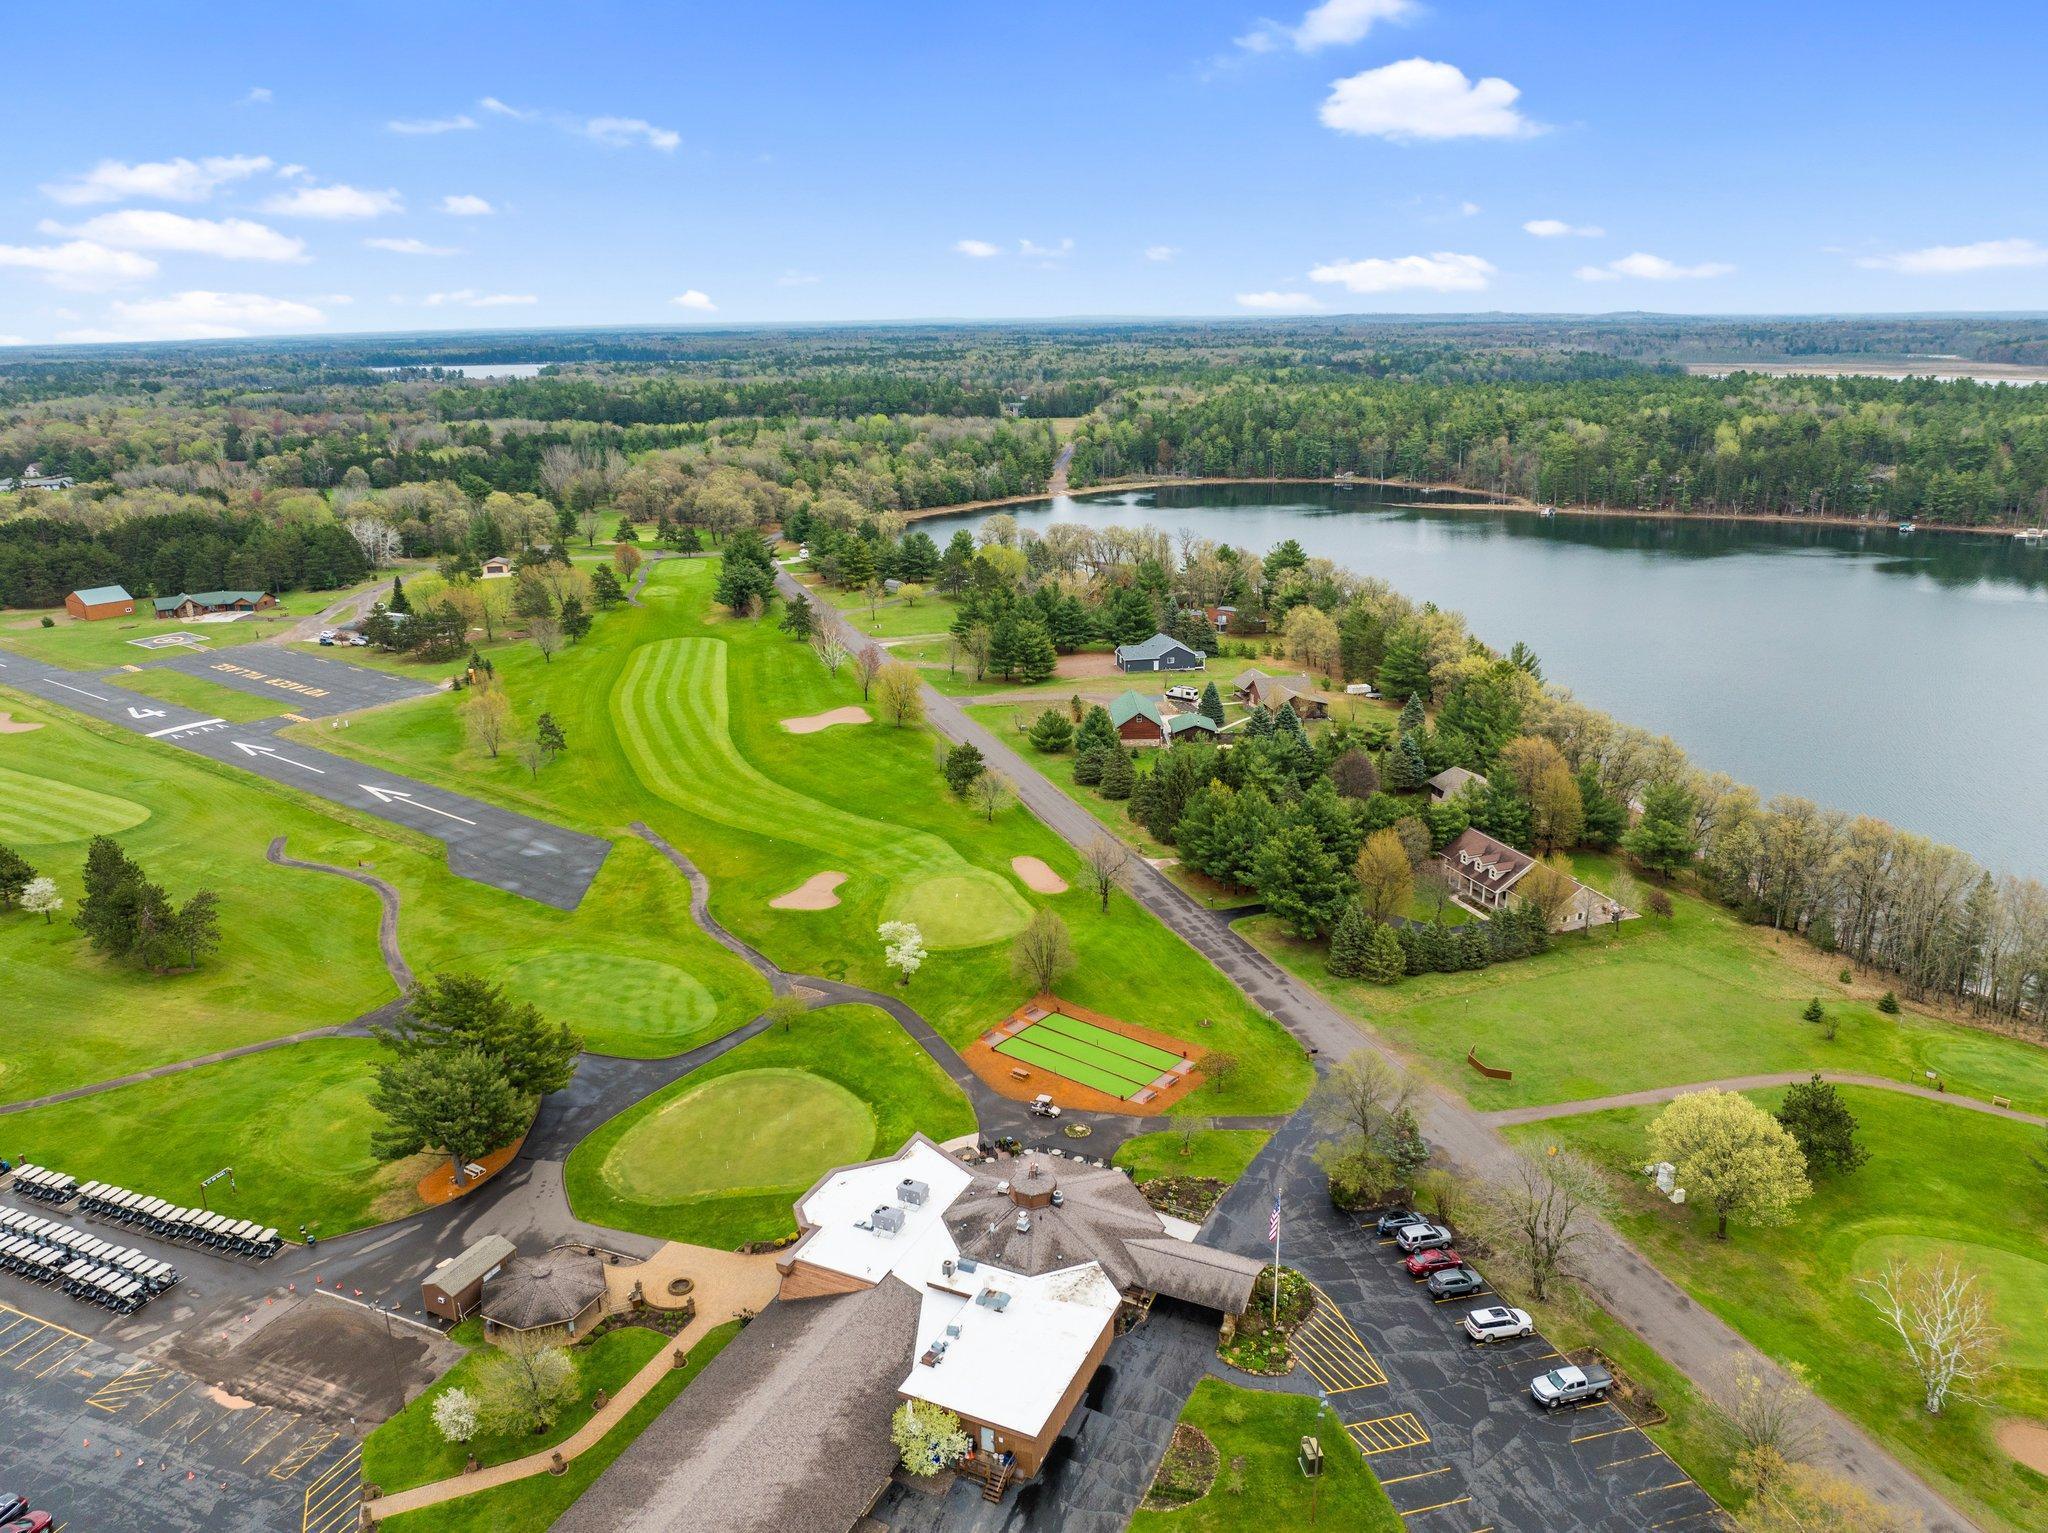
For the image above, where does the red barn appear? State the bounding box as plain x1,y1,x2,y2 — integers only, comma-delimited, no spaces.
64,585,135,621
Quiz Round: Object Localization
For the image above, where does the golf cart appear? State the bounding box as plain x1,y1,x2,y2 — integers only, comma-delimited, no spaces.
1028,1094,1062,1119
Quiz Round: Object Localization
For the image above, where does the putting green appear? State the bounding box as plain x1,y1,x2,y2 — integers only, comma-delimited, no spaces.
598,1068,876,1204
502,951,718,1056
1852,1233,2048,1369
255,1075,392,1184
0,763,150,843
612,637,1029,946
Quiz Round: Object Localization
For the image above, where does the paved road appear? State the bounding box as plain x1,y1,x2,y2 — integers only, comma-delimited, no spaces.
0,654,609,909
785,570,1969,1533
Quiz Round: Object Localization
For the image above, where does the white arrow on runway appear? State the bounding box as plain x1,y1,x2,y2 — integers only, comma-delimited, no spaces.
126,705,167,719
360,783,478,826
230,739,326,773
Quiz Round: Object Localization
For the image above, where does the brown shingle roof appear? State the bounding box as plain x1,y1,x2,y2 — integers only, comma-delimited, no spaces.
1441,827,1535,888
478,1252,606,1330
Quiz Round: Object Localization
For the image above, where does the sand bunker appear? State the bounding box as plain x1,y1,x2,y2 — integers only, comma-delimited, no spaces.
771,871,847,910
781,706,871,735
1011,855,1068,894
1999,1420,2048,1475
0,713,43,734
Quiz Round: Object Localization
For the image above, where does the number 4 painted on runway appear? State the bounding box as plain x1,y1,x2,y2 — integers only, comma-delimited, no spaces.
125,705,167,719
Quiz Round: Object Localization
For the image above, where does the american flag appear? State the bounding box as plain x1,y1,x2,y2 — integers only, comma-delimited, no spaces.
1268,1192,1282,1244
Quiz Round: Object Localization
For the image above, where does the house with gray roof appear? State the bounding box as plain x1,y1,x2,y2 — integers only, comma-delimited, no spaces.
1113,632,1204,673
151,589,277,620
1428,766,1488,802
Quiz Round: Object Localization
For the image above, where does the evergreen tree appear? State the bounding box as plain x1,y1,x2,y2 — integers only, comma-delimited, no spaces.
614,517,640,544
1622,782,1698,875
536,713,568,763
1775,1075,1869,1176
1253,822,1347,939
1072,745,1108,787
373,971,580,1098
1337,607,1382,683
897,531,941,582
1103,586,1158,646
1379,627,1435,702
837,537,877,589
1576,763,1627,847
943,742,986,795
1173,783,1230,879
559,595,591,643
1362,922,1408,984
935,530,976,594
1294,779,1363,869
0,845,33,909
1137,744,1221,844
1469,779,1533,849
1275,700,1310,751
1075,705,1118,755
1398,691,1427,733
1388,732,1431,792
1027,710,1075,752
370,1047,528,1187
590,566,624,609
779,594,815,640
388,574,412,614
1099,748,1135,801
1012,619,1059,684
1198,681,1226,728
1244,702,1276,739
1327,900,1375,978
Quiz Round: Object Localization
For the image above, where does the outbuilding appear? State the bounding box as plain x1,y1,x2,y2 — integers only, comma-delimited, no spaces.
420,1234,516,1323
1428,766,1488,802
479,1250,609,1345
1113,633,1205,673
64,585,135,621
480,556,513,579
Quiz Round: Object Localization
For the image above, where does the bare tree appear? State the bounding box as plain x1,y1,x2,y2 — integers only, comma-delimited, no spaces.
1857,1255,2001,1415
875,662,925,727
460,685,512,759
346,516,402,567
811,633,848,677
853,644,885,701
1473,1147,1613,1300
1010,908,1074,993
1307,1053,1412,1151
1083,835,1129,913
529,616,563,664
968,770,1012,823
1729,1362,1818,1464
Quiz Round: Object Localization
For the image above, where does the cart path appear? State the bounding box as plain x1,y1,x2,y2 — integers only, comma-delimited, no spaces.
784,567,1971,1532
628,822,791,995
267,834,415,989
1485,1071,2047,1128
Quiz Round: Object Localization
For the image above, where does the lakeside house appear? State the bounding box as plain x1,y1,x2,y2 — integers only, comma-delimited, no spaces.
64,584,135,621
1113,632,1205,673
1230,670,1329,720
1428,766,1488,802
151,590,277,621
1437,827,1535,913
559,1135,1261,1531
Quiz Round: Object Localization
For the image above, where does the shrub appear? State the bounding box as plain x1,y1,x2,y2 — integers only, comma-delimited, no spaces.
1877,990,1900,1015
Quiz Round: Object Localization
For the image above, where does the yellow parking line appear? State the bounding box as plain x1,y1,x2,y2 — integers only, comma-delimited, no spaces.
242,1413,295,1465
271,1426,341,1481
14,1333,76,1371
138,1381,194,1422
87,1361,169,1412
1570,1423,1639,1444
34,1339,91,1379
303,1447,362,1533
1635,1477,1697,1498
1344,1411,1430,1456
1647,1512,1720,1530
1399,1496,1472,1519
1597,1448,1665,1470
0,1302,83,1342
1381,1466,1453,1487
1291,1285,1389,1393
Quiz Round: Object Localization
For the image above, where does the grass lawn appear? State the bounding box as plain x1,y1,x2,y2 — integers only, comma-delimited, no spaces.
1508,1087,2048,1532
1114,1129,1270,1188
809,582,962,639
565,1003,975,1248
107,666,288,722
0,1039,427,1236
289,557,1310,1117
0,585,368,671
1245,861,2048,1115
374,1321,742,1533
1405,892,1469,927
363,1324,667,1494
1128,1377,1400,1532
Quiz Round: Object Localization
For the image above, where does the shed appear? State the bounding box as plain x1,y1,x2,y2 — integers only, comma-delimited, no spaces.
1164,711,1218,743
1113,633,1204,673
65,585,135,622
1428,766,1488,802
420,1234,516,1323
479,1250,609,1344
480,556,513,579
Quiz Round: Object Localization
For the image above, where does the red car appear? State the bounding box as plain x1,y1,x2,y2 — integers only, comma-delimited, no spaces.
1403,1247,1463,1278
3,1513,53,1533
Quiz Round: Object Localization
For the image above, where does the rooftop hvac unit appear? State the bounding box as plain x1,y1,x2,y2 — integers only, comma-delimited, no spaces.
1015,1211,1032,1234
941,1258,955,1278
945,1322,962,1338
975,1287,1011,1311
871,1206,905,1236
995,1181,1011,1196
897,1178,930,1207
1050,1191,1065,1208
956,1258,979,1273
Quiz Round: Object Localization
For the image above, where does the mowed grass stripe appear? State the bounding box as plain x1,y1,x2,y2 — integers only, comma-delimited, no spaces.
0,763,150,842
995,1033,1151,1097
1030,1011,1184,1072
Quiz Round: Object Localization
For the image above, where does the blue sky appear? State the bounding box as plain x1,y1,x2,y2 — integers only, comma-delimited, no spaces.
4,0,2046,344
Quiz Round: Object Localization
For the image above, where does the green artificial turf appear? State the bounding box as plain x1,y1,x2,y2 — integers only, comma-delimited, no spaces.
1128,1377,1401,1532
596,1068,876,1203
566,1003,975,1248
0,1039,426,1236
107,667,288,723
1114,1129,1271,1188
374,1321,742,1533
1031,1010,1184,1070
363,1325,667,1494
995,1032,1151,1096
1509,1087,2048,1532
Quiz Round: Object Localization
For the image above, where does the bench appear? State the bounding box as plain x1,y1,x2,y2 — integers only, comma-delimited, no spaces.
1009,1068,1031,1082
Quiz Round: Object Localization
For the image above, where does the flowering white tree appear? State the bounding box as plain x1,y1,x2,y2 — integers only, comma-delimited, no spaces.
891,1399,969,1475
346,516,403,568
879,921,925,986
1858,1254,2001,1415
431,1386,479,1444
21,876,62,924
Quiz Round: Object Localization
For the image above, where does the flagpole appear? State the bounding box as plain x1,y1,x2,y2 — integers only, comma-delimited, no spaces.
1271,1178,1281,1328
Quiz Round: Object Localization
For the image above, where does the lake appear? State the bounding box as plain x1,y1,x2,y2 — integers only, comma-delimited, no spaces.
918,484,2048,879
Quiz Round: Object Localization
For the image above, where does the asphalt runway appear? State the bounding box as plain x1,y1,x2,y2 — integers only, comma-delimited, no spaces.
150,647,438,718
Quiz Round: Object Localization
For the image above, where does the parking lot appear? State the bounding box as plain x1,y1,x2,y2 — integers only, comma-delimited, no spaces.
0,1301,361,1533
1209,1118,1729,1532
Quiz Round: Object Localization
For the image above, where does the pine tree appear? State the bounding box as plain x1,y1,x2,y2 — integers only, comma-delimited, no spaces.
1775,1074,1869,1175
590,566,624,609
1173,784,1229,878
1198,681,1226,728
1076,705,1118,755
942,742,986,796
1379,624,1434,702
1099,748,1135,801
1245,703,1276,739
1327,900,1375,978
1253,822,1347,939
1398,691,1426,733
1012,619,1059,684
1276,700,1310,750
1072,745,1108,786
1027,710,1074,752
0,845,33,909
1622,782,1698,876
388,574,412,615
1362,922,1408,984
779,595,815,640
837,537,877,589
1388,732,1431,792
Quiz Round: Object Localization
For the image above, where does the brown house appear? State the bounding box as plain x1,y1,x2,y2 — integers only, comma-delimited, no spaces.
151,589,277,621
1232,670,1329,719
1108,689,1168,746
1437,827,1534,912
420,1234,515,1323
64,584,135,621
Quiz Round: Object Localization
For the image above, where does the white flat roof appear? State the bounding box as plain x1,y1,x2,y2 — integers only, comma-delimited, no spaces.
901,1256,1121,1439
791,1140,973,1287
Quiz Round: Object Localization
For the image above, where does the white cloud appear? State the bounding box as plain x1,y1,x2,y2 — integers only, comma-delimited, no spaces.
42,154,273,206
581,116,680,151
365,236,458,256
59,289,325,342
0,240,158,291
1236,290,1322,311
954,239,1000,258
419,290,537,307
389,114,478,135
1856,238,2048,275
1459,201,1482,216
671,289,717,311
1144,244,1179,263
479,96,537,120
277,164,311,181
50,210,306,262
263,183,403,219
1239,0,1417,54
0,335,30,346
1321,58,1541,142
243,87,273,105
1309,250,1495,293
1525,218,1604,238
775,270,821,286
1577,252,1733,282
1019,237,1074,263
440,194,495,217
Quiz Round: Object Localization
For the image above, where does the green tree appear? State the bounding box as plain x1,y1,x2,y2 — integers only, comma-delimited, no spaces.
1576,763,1627,847
590,566,624,609
1362,922,1408,983
1380,628,1435,704
1075,705,1118,755
942,741,985,796
559,595,592,643
1099,747,1135,801
1774,1075,1869,1176
388,574,412,614
1253,822,1346,938
1327,899,1375,977
779,594,815,640
1027,709,1075,753
1623,782,1698,876
535,711,568,764
374,972,580,1098
1387,732,1431,792
1072,745,1109,786
0,845,34,909
1649,1090,1812,1240
1012,618,1058,684
1197,681,1226,728
891,1400,970,1476
1398,691,1427,733
369,1047,528,1187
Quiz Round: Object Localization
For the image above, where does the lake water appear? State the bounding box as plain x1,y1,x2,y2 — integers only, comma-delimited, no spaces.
918,484,2048,878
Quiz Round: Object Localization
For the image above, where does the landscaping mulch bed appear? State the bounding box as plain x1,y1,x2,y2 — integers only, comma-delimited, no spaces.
1142,1422,1220,1511
1216,1266,1314,1375
1566,1346,1667,1427
1137,1174,1228,1222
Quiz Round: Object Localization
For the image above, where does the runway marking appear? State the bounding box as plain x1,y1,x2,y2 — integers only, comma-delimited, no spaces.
148,716,226,737
301,1445,362,1533
44,679,110,702
271,1425,341,1481
1291,1284,1389,1394
1344,1411,1430,1456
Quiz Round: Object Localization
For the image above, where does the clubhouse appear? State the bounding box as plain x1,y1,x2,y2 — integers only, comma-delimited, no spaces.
152,589,277,620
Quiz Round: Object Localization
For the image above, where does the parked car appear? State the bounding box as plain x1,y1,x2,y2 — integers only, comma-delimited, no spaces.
1027,1094,1061,1119
1393,1222,1454,1253
2,1513,52,1533
1165,685,1200,704
1402,1247,1463,1278
0,1498,26,1526
1462,1306,1534,1343
1373,1208,1422,1236
1530,1363,1614,1409
317,635,335,645
1425,1266,1486,1299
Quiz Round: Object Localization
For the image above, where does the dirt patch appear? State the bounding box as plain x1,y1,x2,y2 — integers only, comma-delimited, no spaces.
1143,1422,1220,1511
771,870,847,910
1010,855,1068,894
1999,1419,2048,1474
1137,1175,1230,1222
416,1132,526,1206
1053,651,1138,680
781,705,871,734
0,712,43,733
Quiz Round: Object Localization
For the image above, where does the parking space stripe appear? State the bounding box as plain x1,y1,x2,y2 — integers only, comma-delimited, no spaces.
302,1445,363,1533
1291,1284,1390,1393
1344,1411,1430,1456
1635,1477,1698,1498
33,1339,91,1379
1646,1510,1723,1530
1596,1448,1665,1470
242,1412,295,1465
1570,1422,1639,1444
86,1361,170,1412
270,1426,341,1481
1381,1466,1453,1486
1398,1495,1472,1519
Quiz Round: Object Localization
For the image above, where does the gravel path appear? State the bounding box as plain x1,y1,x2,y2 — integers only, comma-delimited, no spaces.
1485,1070,2046,1128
